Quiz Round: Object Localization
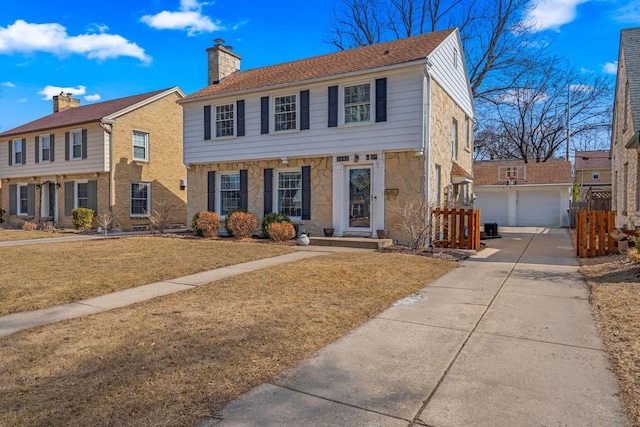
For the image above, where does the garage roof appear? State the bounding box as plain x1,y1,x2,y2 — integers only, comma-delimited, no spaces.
473,160,572,186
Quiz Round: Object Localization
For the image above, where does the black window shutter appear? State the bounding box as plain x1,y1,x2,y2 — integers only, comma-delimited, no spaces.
328,86,338,127
65,181,74,216
88,180,98,214
65,132,70,160
300,90,310,130
239,169,248,210
301,165,311,220
207,171,216,212
204,105,211,140
21,138,26,165
236,100,245,136
260,96,269,134
50,134,55,162
81,129,88,159
263,168,273,215
375,78,387,122
9,184,16,215
35,136,40,164
8,140,12,166
27,184,35,216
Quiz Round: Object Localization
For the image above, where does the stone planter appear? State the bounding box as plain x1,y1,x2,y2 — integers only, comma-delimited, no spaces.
323,227,334,237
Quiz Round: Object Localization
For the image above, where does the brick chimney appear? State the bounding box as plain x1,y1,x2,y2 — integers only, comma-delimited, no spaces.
53,92,80,113
207,39,241,85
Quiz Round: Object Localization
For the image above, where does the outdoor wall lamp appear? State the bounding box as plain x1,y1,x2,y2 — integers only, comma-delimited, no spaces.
353,153,359,163
281,157,289,165
56,182,61,189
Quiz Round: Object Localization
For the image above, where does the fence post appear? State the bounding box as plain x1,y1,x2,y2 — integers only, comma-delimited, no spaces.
597,211,606,256
458,208,466,249
588,210,596,258
475,209,481,250
578,210,587,258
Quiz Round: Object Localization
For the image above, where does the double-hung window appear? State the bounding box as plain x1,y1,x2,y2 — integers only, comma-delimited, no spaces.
133,131,149,161
40,134,51,162
277,170,302,218
13,139,23,165
219,173,240,216
216,104,235,137
274,95,297,131
344,83,371,124
131,182,151,217
18,184,29,215
71,129,82,159
452,118,458,160
76,182,88,208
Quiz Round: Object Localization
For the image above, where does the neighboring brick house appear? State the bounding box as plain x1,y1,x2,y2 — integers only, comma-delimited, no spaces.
0,87,187,230
611,27,640,229
574,150,612,191
473,160,572,227
179,29,475,243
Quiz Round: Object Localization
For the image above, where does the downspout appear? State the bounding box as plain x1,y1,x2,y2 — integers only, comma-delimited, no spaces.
99,120,114,213
423,58,433,209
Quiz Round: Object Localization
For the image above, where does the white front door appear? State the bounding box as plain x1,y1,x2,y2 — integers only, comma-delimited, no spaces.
346,166,372,231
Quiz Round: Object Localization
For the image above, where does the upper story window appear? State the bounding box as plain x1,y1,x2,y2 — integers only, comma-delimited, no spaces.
40,134,51,162
274,95,297,131
12,139,23,165
344,83,371,124
452,118,459,160
277,170,302,218
133,131,149,162
592,171,600,180
216,104,235,137
71,129,83,160
219,173,240,216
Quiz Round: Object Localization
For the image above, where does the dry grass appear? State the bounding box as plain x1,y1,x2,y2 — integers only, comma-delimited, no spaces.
0,252,455,427
0,236,293,315
580,255,640,426
0,229,67,241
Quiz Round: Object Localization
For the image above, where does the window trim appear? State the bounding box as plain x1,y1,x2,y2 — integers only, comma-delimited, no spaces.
214,103,236,138
340,80,374,126
275,168,303,220
12,139,23,166
70,128,83,160
217,172,240,217
132,130,149,162
40,134,51,163
452,117,459,160
272,93,299,133
74,180,89,209
130,181,151,217
17,183,29,216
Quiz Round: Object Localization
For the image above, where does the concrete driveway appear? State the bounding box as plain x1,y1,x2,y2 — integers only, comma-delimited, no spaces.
209,228,627,427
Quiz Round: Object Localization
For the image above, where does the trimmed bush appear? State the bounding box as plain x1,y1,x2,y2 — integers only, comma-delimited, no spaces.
72,208,94,231
268,222,296,242
22,221,37,231
226,211,259,239
224,209,247,236
191,213,203,236
196,211,220,238
261,212,291,238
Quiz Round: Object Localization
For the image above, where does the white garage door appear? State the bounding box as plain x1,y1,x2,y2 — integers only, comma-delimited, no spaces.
516,190,561,227
475,191,508,225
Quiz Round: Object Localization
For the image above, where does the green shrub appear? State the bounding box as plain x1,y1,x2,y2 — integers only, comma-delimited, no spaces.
196,211,221,238
191,213,203,236
224,209,247,236
261,212,291,238
72,208,94,231
227,211,259,239
268,222,296,242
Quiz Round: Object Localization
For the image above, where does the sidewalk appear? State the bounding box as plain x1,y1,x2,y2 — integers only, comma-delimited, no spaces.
208,228,627,426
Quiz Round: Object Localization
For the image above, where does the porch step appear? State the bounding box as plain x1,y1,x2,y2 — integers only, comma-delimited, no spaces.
309,236,393,249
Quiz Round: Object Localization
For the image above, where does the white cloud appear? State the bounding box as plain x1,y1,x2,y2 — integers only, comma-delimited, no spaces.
1,81,15,87
523,0,589,32
141,0,224,36
497,88,548,104
580,67,594,74
570,83,594,92
19,98,27,102
612,1,640,24
84,94,101,101
602,61,618,75
38,85,87,100
0,20,151,63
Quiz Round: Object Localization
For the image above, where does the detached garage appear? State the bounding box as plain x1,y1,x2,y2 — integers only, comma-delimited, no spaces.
473,160,572,228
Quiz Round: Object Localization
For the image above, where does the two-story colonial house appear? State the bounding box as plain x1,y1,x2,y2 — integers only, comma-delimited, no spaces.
180,29,475,243
0,87,187,230
612,27,640,230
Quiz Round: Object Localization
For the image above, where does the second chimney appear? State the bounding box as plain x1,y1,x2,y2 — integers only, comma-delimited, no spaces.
53,92,80,113
207,39,241,85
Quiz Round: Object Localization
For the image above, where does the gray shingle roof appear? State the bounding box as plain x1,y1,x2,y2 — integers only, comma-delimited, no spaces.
621,27,640,133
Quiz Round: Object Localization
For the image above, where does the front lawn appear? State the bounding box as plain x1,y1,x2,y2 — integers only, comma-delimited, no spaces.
0,228,68,241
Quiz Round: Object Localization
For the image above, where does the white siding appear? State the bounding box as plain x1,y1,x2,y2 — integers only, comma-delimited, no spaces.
183,68,425,164
0,124,109,179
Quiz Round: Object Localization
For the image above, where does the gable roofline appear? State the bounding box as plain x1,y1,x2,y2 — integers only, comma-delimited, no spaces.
620,27,640,133
0,87,184,138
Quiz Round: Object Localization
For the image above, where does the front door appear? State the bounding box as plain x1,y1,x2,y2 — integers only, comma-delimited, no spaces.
347,167,372,230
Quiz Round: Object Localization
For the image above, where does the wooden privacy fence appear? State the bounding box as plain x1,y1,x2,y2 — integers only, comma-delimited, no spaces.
430,208,481,250
576,210,616,257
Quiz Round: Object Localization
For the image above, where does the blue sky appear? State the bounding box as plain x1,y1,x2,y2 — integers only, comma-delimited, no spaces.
0,0,638,131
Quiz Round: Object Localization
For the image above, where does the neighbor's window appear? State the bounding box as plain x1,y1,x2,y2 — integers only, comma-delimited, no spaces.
130,182,151,217
40,134,51,162
592,171,600,180
219,173,240,216
452,118,458,160
277,170,302,218
18,184,28,215
13,139,23,165
344,83,371,124
76,182,88,209
132,131,149,161
71,129,82,159
274,95,297,131
215,104,235,137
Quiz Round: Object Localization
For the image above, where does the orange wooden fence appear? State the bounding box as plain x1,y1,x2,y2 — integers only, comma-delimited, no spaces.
429,208,481,250
576,210,616,258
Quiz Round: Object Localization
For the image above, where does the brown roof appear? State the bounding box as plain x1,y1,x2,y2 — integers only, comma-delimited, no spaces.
451,163,473,179
0,88,173,138
574,150,611,170
473,160,572,186
184,29,455,100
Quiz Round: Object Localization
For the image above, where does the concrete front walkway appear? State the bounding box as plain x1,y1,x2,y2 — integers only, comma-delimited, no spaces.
209,228,627,427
